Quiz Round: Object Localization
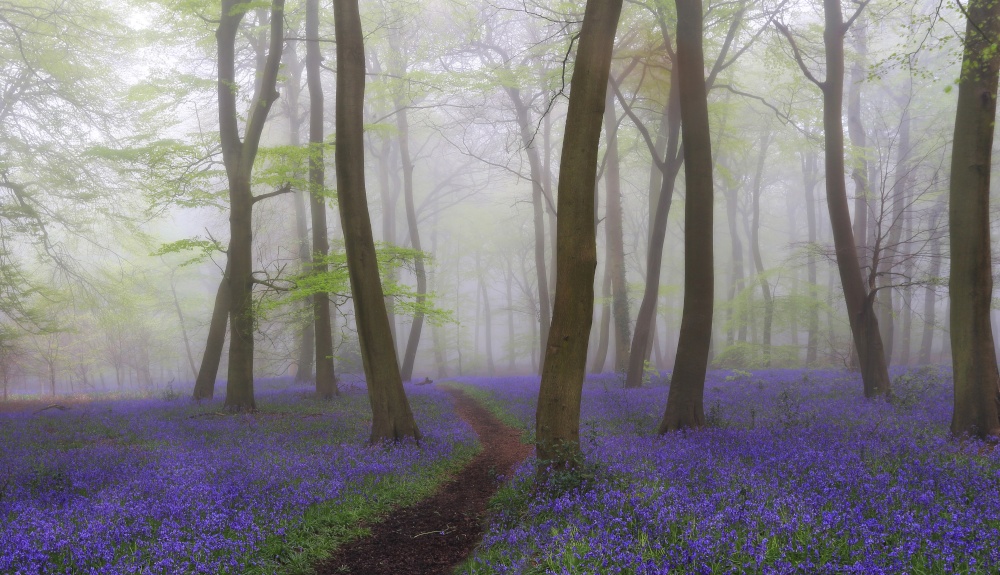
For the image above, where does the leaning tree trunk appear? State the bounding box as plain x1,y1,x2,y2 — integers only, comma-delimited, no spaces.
949,0,1000,437
778,0,890,397
535,0,623,471
334,0,420,442
397,103,427,382
307,0,337,399
624,67,681,389
602,87,632,373
658,0,715,432
192,260,230,400
848,18,870,278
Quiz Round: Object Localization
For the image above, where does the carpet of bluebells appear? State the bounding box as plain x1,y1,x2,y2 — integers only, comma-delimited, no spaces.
0,379,476,575
455,368,1000,575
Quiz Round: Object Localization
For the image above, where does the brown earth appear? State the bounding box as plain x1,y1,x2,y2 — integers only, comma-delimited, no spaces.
314,387,532,575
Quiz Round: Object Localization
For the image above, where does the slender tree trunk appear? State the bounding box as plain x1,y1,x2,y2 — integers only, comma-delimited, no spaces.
396,109,427,380
307,0,337,399
505,257,517,371
603,86,631,372
625,68,681,388
779,0,890,396
477,252,496,376
170,278,198,380
659,0,714,432
334,0,419,441
802,149,820,366
878,107,911,366
848,18,870,276
377,136,399,344
536,0,622,470
749,131,773,367
507,91,552,373
591,261,612,372
430,227,448,377
193,261,230,400
949,0,1000,437
900,207,913,365
284,37,315,384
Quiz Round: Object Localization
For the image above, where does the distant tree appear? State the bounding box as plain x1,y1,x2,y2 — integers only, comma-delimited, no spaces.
334,0,420,442
948,0,1000,437
535,0,623,470
658,0,715,431
306,0,337,399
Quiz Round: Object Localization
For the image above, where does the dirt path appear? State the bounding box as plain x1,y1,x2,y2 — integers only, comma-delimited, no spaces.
314,388,532,575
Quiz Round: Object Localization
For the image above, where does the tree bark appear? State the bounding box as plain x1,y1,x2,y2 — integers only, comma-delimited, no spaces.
477,251,496,376
949,0,1000,437
602,86,631,373
535,0,622,470
659,0,714,432
192,261,230,400
334,0,419,442
307,0,337,399
848,19,870,275
397,105,426,382
170,277,198,380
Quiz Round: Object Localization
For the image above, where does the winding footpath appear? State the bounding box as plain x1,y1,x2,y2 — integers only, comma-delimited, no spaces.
315,388,532,575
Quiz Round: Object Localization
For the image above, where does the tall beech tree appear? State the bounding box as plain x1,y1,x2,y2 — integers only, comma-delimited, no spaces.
776,0,890,398
658,0,715,432
334,0,420,442
949,0,1000,437
535,0,623,469
306,0,337,399
218,0,286,412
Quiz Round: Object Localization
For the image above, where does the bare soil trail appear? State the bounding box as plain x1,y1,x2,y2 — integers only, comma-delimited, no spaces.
314,387,532,575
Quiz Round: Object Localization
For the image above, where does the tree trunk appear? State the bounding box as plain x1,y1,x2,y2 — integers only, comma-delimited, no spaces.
477,252,496,376
505,256,516,371
603,86,631,373
779,0,890,396
193,260,230,400
848,18,870,276
307,0,337,399
430,227,448,377
397,108,426,382
334,0,419,442
536,0,622,470
284,37,316,384
802,149,820,366
878,106,911,365
625,67,681,388
170,278,198,380
507,90,551,373
949,0,1000,437
659,0,714,432
591,261,612,372
218,0,285,412
749,130,773,367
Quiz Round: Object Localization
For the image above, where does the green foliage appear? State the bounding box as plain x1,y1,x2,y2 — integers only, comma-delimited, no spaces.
150,238,223,267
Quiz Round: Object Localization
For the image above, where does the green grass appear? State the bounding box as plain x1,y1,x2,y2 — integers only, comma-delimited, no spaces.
247,449,478,575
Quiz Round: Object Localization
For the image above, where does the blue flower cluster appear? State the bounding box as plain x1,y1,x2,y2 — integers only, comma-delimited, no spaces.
458,368,1000,574
0,384,476,574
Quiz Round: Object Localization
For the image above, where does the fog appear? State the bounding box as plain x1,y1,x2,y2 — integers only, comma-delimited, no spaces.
0,0,970,400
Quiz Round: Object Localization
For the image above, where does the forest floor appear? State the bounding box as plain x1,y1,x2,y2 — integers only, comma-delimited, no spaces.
315,388,532,575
